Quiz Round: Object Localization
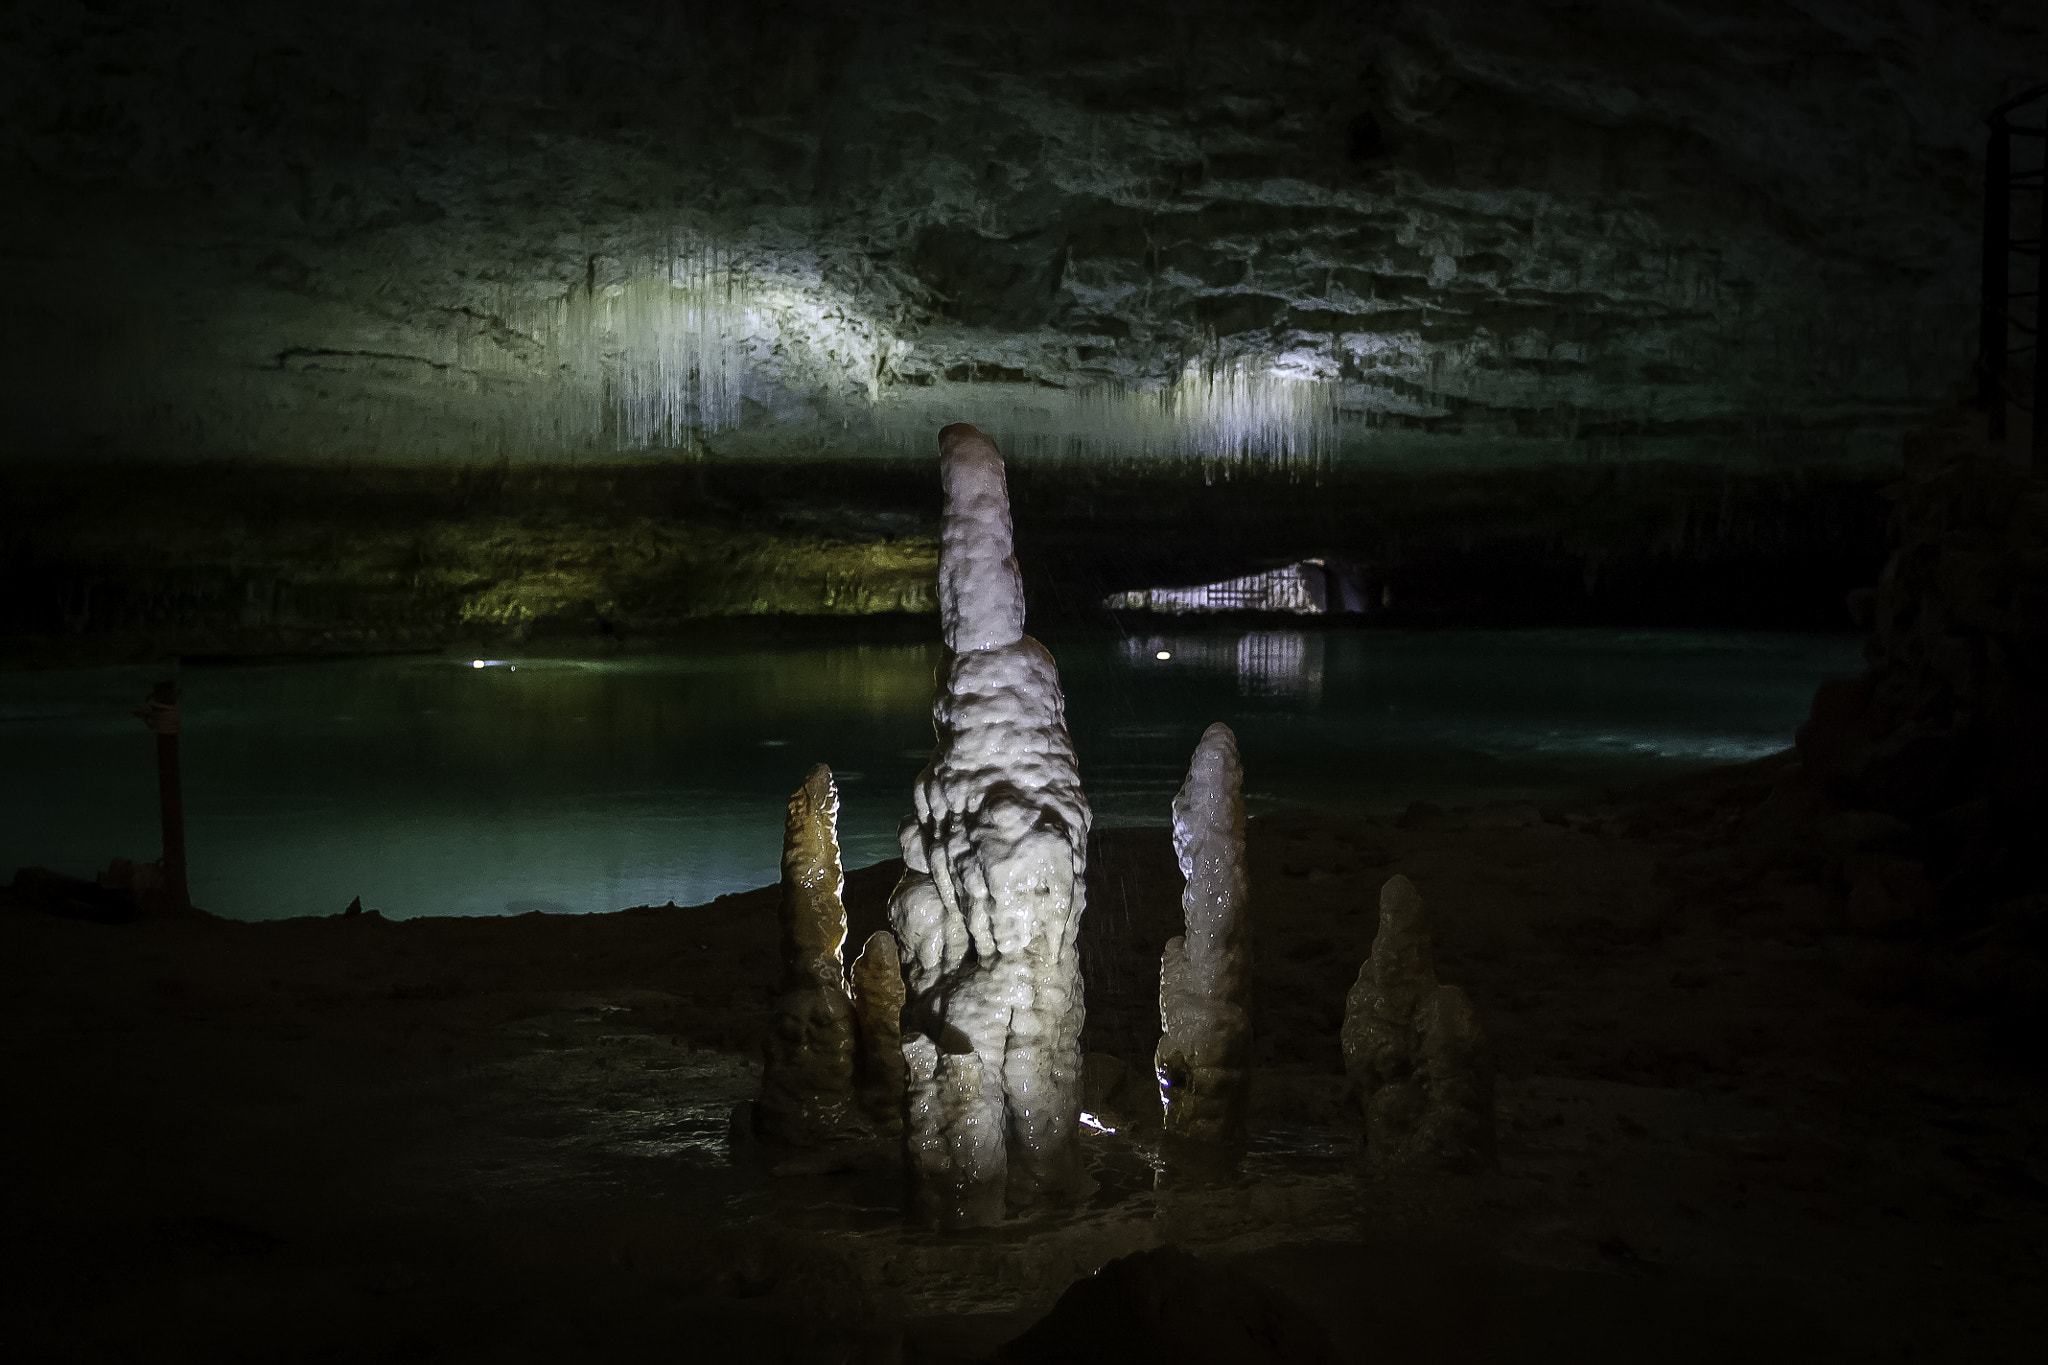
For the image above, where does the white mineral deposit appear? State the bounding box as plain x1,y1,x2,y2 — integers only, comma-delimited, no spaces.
1155,722,1253,1144
891,422,1093,1227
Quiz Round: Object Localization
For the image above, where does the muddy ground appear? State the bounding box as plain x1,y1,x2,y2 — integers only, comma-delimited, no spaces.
3,753,2044,1362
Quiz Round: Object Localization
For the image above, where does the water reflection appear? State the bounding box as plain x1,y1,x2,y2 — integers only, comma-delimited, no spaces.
1123,630,1325,701
0,628,1859,920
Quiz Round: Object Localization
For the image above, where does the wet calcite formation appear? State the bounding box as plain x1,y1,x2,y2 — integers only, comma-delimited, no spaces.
848,930,907,1138
1154,722,1253,1145
758,764,861,1145
891,422,1093,1227
1341,874,1494,1169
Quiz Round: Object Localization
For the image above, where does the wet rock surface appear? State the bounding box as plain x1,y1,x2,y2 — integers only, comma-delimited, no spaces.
849,929,908,1139
1342,874,1495,1170
758,764,861,1145
1155,722,1253,1145
895,425,1094,1225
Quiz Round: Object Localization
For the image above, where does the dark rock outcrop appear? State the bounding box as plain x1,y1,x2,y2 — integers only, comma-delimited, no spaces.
1,455,1891,667
1341,874,1494,1169
1786,444,2047,920
1760,429,2048,1049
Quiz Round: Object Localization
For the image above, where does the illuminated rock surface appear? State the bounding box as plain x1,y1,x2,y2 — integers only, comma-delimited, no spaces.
8,2,2041,465
758,764,860,1145
1341,874,1494,1169
1155,722,1253,1145
1106,562,1329,615
848,929,906,1139
893,424,1092,1225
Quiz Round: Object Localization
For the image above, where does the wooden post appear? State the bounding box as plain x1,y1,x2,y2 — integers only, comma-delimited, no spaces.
139,681,189,909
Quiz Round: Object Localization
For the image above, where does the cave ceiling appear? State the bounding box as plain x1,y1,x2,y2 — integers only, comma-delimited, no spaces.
5,0,2042,468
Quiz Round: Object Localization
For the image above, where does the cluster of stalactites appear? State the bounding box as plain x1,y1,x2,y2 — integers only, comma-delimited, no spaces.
757,763,903,1144
891,423,1093,1228
1155,722,1254,1145
1340,874,1494,1170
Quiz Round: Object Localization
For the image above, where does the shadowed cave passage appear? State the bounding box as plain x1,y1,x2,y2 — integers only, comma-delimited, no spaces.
5,0,2048,1359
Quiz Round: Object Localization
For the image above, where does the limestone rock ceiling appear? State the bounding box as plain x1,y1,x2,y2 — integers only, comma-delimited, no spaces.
6,0,2041,465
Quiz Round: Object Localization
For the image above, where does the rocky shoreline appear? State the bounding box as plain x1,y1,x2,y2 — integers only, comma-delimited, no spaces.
6,757,2044,1361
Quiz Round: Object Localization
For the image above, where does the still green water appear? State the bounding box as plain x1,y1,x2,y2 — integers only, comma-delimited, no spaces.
0,627,1858,921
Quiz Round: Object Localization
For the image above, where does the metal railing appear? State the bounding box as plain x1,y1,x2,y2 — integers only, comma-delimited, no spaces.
1980,81,2048,470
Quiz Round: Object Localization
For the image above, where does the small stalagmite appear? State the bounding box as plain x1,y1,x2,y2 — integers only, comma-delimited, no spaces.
1340,874,1494,1169
758,763,861,1145
849,930,907,1138
892,422,1093,1228
1155,722,1253,1144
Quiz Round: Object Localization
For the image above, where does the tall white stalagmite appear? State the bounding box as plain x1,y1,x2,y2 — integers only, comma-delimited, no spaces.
1155,722,1253,1144
891,422,1093,1227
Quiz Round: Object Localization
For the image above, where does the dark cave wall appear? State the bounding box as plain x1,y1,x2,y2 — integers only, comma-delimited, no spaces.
1018,458,1890,628
1788,427,2048,915
0,462,941,662
0,457,1889,664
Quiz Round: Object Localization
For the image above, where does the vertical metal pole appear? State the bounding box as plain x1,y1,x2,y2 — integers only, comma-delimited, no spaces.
2035,129,2048,476
1983,118,2010,440
145,681,189,909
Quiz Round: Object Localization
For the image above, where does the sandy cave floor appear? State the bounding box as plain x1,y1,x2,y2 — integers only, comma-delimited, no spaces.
3,753,2045,1363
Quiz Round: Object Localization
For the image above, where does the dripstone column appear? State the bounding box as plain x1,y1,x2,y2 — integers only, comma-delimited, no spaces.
892,423,1093,1227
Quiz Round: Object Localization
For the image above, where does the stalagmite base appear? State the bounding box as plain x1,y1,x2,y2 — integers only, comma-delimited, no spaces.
1155,722,1253,1146
1341,874,1495,1169
891,423,1093,1227
758,764,861,1145
849,930,907,1138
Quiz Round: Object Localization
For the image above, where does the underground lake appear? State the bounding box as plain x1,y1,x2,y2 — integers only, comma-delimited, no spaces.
1,625,1860,921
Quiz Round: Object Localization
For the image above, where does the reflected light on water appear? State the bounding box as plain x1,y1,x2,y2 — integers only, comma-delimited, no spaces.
1126,631,1324,701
